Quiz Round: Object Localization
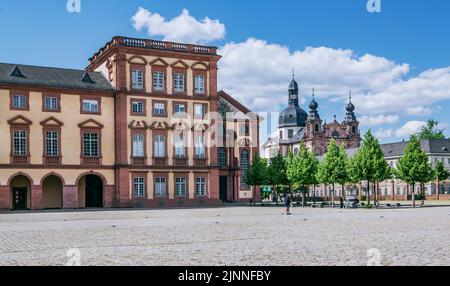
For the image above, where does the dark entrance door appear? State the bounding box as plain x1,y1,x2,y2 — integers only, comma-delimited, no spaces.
220,176,228,202
85,175,103,208
12,187,27,210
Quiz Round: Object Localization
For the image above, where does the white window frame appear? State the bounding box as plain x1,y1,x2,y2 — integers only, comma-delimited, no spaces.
133,177,145,197
45,131,59,157
195,135,205,158
83,133,99,157
194,75,205,94
196,177,207,197
82,99,99,113
131,69,144,90
154,103,165,116
13,130,27,156
174,134,186,158
13,95,27,109
154,135,165,158
175,177,187,196
173,73,185,92
132,133,145,157
132,101,144,114
155,177,167,197
153,71,164,91
44,96,58,110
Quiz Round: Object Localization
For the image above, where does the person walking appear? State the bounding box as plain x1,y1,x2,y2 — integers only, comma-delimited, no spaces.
339,196,344,209
285,193,292,215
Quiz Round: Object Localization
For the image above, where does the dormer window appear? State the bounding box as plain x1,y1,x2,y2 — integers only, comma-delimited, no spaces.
11,66,26,78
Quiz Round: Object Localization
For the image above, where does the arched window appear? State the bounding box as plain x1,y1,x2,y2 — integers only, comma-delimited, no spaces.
352,125,356,134
315,124,319,132
279,130,283,140
288,129,294,139
240,150,249,189
294,148,299,155
218,148,227,168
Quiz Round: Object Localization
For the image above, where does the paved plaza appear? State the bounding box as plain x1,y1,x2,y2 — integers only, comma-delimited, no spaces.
1,206,450,266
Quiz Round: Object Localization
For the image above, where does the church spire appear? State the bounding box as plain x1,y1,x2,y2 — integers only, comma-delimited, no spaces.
288,71,299,106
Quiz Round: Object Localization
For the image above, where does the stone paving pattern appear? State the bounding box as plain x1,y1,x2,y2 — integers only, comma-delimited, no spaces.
0,206,449,266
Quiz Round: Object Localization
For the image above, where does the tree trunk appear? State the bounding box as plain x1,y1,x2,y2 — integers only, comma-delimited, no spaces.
436,180,440,200
331,183,335,208
302,191,306,207
253,185,256,206
274,186,278,205
313,184,316,204
366,180,371,207
412,183,416,208
358,183,362,202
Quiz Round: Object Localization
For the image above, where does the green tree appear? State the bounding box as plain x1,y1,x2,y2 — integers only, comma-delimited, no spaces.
433,160,450,200
395,135,434,207
286,144,319,207
267,152,289,204
245,154,268,206
350,130,387,206
316,140,348,208
416,119,446,140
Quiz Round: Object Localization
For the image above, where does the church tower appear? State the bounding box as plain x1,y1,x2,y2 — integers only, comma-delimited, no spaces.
344,92,360,137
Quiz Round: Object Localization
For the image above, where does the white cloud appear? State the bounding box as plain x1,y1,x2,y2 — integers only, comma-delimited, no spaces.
218,38,409,112
374,128,393,140
359,114,399,126
354,67,450,115
395,121,426,139
131,8,225,44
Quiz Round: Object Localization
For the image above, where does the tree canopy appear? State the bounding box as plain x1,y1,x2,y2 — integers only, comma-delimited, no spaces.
286,144,319,191
245,154,268,187
434,160,450,182
395,135,434,206
416,119,446,140
316,139,348,187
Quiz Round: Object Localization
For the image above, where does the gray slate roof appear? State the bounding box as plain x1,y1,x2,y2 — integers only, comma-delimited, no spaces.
0,62,114,92
382,139,450,158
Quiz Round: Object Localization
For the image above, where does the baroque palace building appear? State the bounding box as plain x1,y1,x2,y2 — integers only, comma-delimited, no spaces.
0,36,260,210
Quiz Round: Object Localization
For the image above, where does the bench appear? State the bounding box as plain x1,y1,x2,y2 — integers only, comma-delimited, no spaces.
311,203,324,208
386,203,401,208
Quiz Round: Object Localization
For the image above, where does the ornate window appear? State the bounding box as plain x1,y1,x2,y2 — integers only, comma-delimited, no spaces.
240,150,249,189
218,148,227,168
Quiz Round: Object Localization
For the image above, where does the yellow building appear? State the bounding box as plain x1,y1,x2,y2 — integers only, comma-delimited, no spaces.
0,37,260,210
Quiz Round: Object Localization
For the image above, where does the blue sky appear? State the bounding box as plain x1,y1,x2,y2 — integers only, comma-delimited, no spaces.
1,0,449,142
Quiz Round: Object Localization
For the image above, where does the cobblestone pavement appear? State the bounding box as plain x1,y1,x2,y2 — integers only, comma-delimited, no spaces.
0,206,449,266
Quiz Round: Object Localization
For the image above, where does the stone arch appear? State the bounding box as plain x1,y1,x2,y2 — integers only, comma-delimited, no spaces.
41,173,64,209
75,171,108,187
8,172,33,210
8,172,34,186
40,172,66,186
